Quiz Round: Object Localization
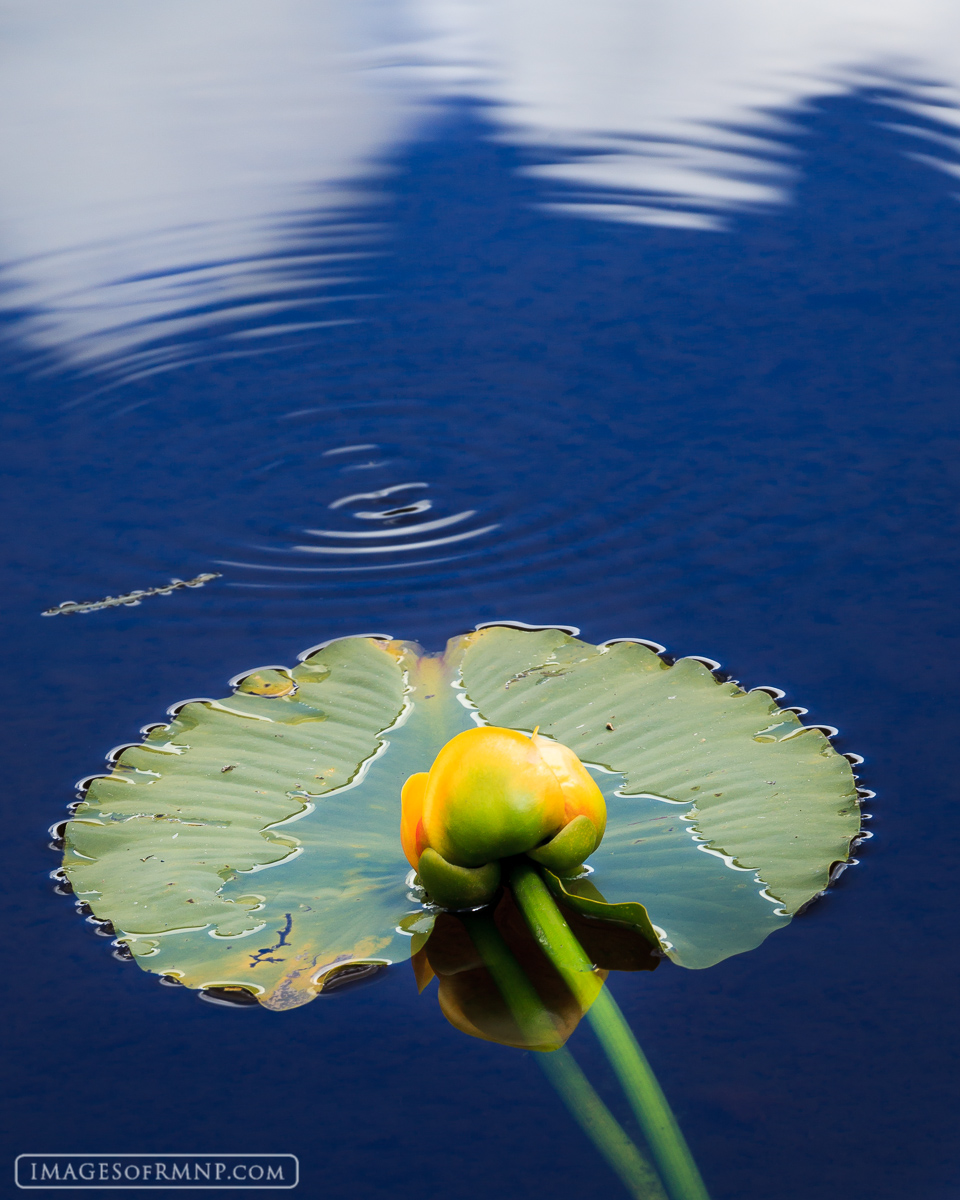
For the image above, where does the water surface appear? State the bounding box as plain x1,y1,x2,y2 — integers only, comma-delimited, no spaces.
2,4,959,1198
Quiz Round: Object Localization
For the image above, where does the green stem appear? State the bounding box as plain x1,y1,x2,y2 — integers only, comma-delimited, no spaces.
588,989,710,1200
507,860,711,1200
507,859,604,1011
460,910,558,1049
462,910,666,1200
539,1049,668,1200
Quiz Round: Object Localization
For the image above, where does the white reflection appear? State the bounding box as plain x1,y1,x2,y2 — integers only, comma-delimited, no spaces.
419,0,960,226
3,0,960,371
0,0,429,371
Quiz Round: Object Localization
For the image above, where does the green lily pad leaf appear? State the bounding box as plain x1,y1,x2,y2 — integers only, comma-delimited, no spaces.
232,667,297,697
64,626,859,1005
459,625,860,967
543,870,662,951
66,637,434,1008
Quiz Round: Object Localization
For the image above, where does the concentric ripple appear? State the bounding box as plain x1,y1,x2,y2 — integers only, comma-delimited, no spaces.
217,438,501,578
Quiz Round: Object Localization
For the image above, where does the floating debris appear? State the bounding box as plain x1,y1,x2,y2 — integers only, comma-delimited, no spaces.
42,573,222,616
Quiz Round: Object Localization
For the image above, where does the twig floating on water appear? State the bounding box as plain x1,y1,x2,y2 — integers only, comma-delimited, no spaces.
42,573,222,617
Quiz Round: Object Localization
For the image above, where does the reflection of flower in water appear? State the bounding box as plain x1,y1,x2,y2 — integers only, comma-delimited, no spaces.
416,889,658,1051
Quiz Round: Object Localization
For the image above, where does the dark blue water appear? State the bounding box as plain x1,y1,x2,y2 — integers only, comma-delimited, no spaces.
2,79,959,1200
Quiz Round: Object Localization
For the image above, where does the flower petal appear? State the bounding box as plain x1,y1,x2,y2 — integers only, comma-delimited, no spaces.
534,732,607,844
400,771,429,868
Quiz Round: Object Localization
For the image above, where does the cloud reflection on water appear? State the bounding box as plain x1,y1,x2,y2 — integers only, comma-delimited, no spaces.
0,0,425,371
2,0,960,370
422,0,960,225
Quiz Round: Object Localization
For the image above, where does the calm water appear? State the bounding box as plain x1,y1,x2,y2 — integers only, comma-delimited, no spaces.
2,3,959,1198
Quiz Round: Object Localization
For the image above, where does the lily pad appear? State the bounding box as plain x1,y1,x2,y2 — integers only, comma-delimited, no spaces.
459,627,858,919
64,626,860,1005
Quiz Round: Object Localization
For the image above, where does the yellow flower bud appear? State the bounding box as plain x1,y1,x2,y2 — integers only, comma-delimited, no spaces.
422,726,564,867
400,771,428,869
401,726,606,893
532,733,607,838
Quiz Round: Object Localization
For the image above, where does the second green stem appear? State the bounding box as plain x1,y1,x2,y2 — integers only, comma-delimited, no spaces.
462,909,665,1200
508,859,710,1200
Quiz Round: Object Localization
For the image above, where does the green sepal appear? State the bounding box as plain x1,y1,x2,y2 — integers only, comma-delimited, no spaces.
543,870,663,954
417,848,501,910
526,815,598,875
